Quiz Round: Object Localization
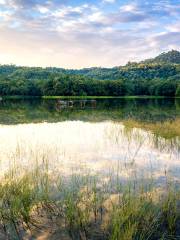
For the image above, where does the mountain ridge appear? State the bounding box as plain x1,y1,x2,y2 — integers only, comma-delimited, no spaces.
140,50,180,65
0,50,180,71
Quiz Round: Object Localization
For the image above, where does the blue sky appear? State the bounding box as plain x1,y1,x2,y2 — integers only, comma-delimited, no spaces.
0,0,179,68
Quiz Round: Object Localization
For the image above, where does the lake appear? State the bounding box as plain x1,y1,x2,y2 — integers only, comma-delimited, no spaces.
0,98,180,239
0,98,179,184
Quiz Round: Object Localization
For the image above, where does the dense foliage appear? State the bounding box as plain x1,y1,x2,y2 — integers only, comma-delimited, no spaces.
0,50,180,96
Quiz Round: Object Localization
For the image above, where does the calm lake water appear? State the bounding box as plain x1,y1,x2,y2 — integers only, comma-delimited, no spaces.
0,98,180,186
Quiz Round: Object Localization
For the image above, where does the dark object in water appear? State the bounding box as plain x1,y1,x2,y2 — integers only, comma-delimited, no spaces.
57,100,74,108
56,99,96,109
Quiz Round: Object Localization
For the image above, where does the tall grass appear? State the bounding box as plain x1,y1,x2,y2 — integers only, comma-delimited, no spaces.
123,119,180,139
0,164,180,240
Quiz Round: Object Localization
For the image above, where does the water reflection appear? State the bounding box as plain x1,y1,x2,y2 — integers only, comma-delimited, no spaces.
0,98,179,239
0,121,179,185
0,98,179,124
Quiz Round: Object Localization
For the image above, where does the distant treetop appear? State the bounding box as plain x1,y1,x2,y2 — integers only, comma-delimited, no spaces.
142,50,180,64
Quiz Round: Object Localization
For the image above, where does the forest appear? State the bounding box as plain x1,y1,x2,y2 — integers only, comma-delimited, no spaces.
0,50,180,97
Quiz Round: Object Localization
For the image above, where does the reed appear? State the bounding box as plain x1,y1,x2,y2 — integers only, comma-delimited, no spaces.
0,164,179,240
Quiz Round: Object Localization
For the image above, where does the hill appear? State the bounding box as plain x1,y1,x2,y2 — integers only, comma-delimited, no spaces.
0,50,180,97
142,50,180,64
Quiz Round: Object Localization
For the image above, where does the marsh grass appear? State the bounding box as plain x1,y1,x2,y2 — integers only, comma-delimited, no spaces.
0,165,180,240
0,172,38,239
0,120,180,239
123,119,180,139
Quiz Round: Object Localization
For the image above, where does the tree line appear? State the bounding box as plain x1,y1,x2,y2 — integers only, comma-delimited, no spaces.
0,50,180,97
0,73,179,97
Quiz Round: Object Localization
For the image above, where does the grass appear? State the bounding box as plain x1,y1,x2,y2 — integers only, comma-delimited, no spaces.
2,95,180,100
2,96,41,100
123,118,180,139
42,95,179,100
0,164,180,240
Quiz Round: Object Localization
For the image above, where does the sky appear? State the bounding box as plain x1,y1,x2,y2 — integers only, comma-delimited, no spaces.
0,0,180,68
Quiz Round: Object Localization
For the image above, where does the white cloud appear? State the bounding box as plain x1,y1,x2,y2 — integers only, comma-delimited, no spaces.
88,11,106,23
36,6,49,14
103,0,115,3
52,4,90,18
166,22,180,32
0,0,179,68
145,31,180,54
120,4,138,12
0,0,6,4
0,9,13,21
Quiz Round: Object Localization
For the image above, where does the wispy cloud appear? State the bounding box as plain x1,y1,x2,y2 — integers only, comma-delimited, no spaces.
102,0,116,3
0,0,179,68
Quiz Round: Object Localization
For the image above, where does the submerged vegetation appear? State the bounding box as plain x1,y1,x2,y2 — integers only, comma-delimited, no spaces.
0,50,180,97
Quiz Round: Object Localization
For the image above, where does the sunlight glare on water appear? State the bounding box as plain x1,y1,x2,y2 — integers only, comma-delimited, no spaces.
0,121,179,183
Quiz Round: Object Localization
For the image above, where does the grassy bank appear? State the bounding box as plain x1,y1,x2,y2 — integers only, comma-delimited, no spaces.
43,95,180,100
1,95,180,100
1,95,41,100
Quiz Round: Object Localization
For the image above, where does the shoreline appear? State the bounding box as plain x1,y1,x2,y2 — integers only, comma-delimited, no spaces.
1,95,180,100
